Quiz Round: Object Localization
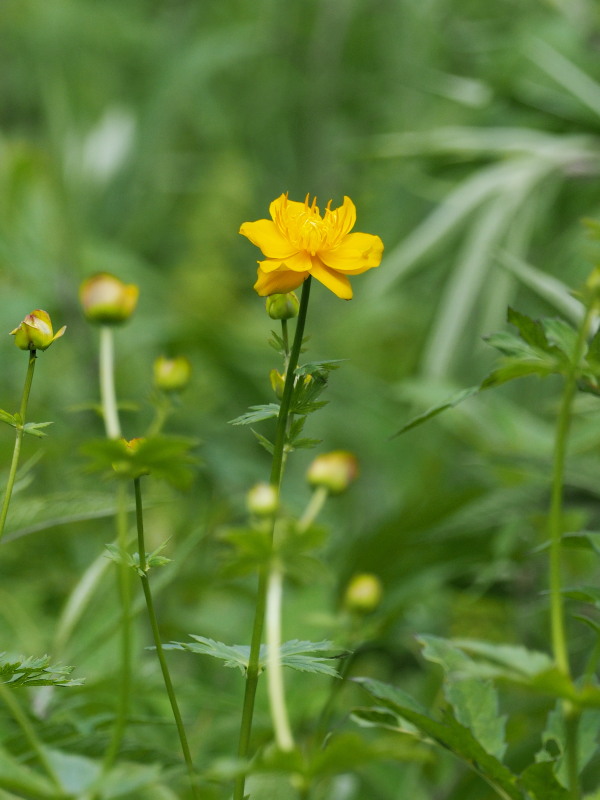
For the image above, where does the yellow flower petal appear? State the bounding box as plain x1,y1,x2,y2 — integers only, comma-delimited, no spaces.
253,266,309,296
323,196,356,245
319,232,384,272
239,219,298,259
258,251,313,274
310,260,353,300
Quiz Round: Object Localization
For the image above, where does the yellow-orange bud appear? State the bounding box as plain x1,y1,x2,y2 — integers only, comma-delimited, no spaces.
306,451,358,495
80,273,139,325
153,356,192,393
10,309,66,351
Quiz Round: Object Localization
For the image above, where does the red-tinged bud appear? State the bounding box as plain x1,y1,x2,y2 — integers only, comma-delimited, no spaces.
10,309,66,351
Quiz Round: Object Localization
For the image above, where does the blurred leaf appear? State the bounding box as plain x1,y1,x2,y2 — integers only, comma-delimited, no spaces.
354,677,522,799
393,385,480,436
0,744,56,799
418,636,507,760
519,762,570,800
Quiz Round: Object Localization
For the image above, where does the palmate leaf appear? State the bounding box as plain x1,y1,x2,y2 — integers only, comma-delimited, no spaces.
354,677,523,799
0,653,82,687
165,636,340,677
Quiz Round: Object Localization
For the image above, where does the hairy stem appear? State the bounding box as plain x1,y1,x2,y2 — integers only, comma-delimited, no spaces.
0,351,36,541
233,277,312,800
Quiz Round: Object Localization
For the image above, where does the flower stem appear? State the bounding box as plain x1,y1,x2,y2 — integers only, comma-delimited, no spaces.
233,277,312,800
133,477,199,798
99,326,121,439
547,303,594,800
266,561,294,751
102,482,132,772
0,682,64,794
0,351,36,542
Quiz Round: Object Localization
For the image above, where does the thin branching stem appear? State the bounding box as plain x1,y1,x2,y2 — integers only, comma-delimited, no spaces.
133,477,199,798
0,351,36,541
234,277,312,800
548,302,595,800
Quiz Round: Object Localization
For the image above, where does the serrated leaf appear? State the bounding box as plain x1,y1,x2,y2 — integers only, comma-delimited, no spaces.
229,404,280,426
536,705,600,788
542,318,578,359
418,636,507,759
507,307,552,351
251,429,275,455
0,653,82,688
22,421,53,438
354,677,522,799
166,636,340,677
480,359,558,388
484,330,539,358
288,437,322,450
295,359,345,376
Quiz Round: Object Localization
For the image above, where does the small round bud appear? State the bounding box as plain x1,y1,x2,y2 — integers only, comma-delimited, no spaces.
247,482,279,516
153,356,192,393
266,292,299,320
343,573,383,614
270,369,285,399
10,309,66,351
80,273,139,325
306,451,358,495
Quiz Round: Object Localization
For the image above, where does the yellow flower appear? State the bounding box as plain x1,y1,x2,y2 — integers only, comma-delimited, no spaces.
10,310,66,351
240,194,383,300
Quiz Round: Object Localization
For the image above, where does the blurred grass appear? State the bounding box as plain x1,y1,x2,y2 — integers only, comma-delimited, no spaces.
2,0,600,797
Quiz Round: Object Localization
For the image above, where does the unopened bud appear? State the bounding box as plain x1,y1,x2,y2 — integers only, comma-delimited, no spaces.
10,309,66,351
343,573,383,614
80,273,139,325
270,369,285,399
112,437,150,477
247,482,279,516
266,292,299,320
306,451,358,495
154,356,192,393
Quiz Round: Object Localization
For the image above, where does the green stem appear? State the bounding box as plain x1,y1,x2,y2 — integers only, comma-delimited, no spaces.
102,481,132,772
0,351,36,542
266,560,294,751
547,304,594,800
233,277,312,800
99,327,121,439
0,682,64,794
133,478,199,798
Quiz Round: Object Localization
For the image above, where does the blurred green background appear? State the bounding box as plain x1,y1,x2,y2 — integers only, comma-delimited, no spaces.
2,0,600,797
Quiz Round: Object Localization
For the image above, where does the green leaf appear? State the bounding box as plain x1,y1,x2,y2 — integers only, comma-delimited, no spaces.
519,762,570,800
587,326,600,365
229,404,280,426
251,429,275,455
82,436,198,488
0,744,57,798
0,410,16,427
219,527,272,576
418,635,507,759
480,358,558,388
0,653,82,687
354,677,522,799
22,421,53,438
295,359,345,376
483,330,539,358
536,705,600,788
166,637,340,677
393,385,480,437
542,318,578,359
507,307,552,351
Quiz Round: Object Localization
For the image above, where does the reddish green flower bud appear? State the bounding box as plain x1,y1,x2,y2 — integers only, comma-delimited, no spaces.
343,573,383,614
247,482,279,516
270,369,285,399
266,292,299,320
306,451,358,495
153,356,192,393
10,309,66,351
80,272,139,325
